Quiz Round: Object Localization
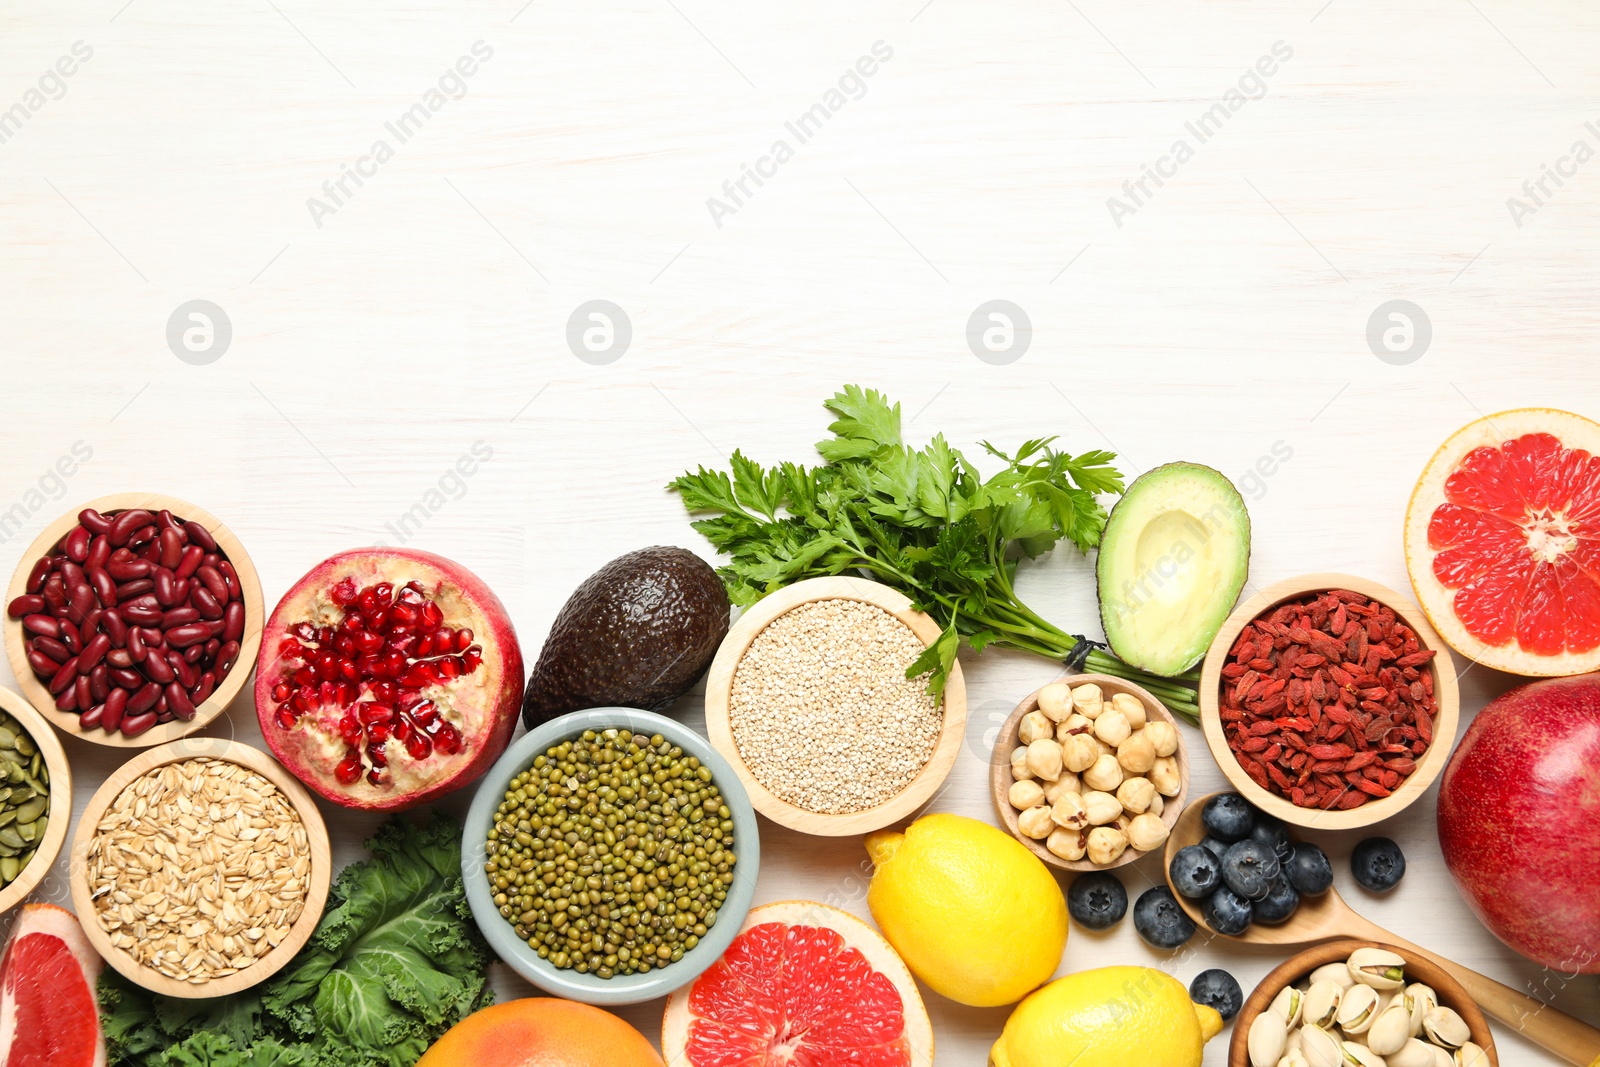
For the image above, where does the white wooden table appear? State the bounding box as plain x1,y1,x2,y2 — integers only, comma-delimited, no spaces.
3,0,1598,1061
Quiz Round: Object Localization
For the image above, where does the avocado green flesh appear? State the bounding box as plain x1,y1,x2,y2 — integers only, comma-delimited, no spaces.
1096,462,1251,677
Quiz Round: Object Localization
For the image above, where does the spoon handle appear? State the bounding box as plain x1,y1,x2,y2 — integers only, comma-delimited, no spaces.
1348,919,1600,1066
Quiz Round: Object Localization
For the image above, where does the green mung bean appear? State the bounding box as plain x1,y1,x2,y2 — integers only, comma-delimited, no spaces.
485,728,736,980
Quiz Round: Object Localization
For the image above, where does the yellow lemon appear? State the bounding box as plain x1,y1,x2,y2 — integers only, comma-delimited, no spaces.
864,813,1067,1007
989,966,1223,1067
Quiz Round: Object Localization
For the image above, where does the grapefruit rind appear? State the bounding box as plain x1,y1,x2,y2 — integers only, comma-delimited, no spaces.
661,900,934,1067
1405,408,1600,676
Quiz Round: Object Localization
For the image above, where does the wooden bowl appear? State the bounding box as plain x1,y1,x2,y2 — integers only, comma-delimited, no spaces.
989,674,1188,872
703,576,966,837
0,686,72,917
4,493,264,748
69,737,331,998
1199,572,1459,831
1230,939,1497,1067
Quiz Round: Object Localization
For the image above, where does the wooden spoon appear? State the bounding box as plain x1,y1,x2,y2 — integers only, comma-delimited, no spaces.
1165,792,1600,1066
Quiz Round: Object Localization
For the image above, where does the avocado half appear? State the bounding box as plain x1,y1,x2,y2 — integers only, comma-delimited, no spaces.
1095,462,1251,677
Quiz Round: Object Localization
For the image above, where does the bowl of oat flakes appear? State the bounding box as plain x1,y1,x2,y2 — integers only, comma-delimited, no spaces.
70,737,331,998
702,576,967,837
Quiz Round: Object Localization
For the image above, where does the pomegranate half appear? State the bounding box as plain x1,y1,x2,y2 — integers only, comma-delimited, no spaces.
255,548,523,810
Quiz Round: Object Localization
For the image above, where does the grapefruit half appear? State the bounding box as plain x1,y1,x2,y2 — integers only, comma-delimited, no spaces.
661,900,933,1067
1405,408,1600,676
0,904,106,1067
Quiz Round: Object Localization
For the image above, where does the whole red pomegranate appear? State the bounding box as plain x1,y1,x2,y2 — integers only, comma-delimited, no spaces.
1437,674,1600,972
255,548,523,810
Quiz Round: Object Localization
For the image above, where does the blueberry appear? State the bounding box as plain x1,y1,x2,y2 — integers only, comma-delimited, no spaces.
1203,885,1254,935
1285,842,1333,896
1201,793,1256,843
1189,968,1244,1021
1253,875,1300,925
1133,885,1198,950
1221,838,1281,900
1199,835,1231,862
1169,845,1222,900
1249,813,1292,858
1068,871,1128,931
1352,837,1406,893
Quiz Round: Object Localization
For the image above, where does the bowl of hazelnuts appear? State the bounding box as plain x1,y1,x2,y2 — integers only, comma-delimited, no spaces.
989,673,1190,872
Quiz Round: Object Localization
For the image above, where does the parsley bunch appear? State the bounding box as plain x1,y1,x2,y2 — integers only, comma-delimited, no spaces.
669,385,1201,721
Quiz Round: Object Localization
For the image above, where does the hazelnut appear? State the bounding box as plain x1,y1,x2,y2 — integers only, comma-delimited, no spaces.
1082,790,1122,825
1143,720,1179,757
1110,691,1146,729
1008,779,1046,810
1070,683,1104,719
1009,746,1033,781
1055,713,1093,743
1016,804,1055,839
1146,791,1163,817
1050,790,1088,829
1025,738,1064,782
1018,710,1053,745
1046,827,1087,861
1037,682,1072,722
1116,775,1156,814
1149,755,1181,797
1085,826,1127,865
1116,731,1156,774
1093,708,1131,747
1125,812,1168,852
1082,753,1124,792
1062,733,1100,774
1043,773,1081,804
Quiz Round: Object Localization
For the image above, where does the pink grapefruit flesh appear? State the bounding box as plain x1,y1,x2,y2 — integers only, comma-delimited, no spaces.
1406,409,1600,676
0,904,106,1067
662,901,932,1067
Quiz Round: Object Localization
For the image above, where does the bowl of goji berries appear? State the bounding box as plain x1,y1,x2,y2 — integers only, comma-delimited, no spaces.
1197,573,1460,830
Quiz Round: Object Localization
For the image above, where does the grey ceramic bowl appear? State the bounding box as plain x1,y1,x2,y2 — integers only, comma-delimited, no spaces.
463,707,761,1006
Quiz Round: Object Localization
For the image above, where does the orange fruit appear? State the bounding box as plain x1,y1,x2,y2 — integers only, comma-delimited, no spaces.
416,998,663,1067
1405,408,1600,675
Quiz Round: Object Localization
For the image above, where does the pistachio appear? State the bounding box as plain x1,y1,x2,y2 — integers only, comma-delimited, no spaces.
1304,980,1345,1028
1366,1004,1413,1056
1110,691,1146,729
1016,804,1056,839
1046,827,1087,861
1340,1040,1388,1067
1278,1052,1311,1067
1009,746,1034,781
1421,1006,1469,1049
1019,710,1053,745
1085,825,1127,865
1300,1025,1345,1067
1335,984,1381,1034
1093,708,1132,748
1386,1040,1438,1067
1026,737,1064,781
1082,790,1123,826
1008,780,1046,810
1125,812,1168,852
1116,775,1156,814
1311,963,1358,991
1248,1008,1289,1067
1037,682,1073,722
1050,790,1089,830
1116,731,1157,774
1452,1042,1489,1067
1402,984,1436,1037
1082,753,1124,792
1348,948,1407,991
1287,1029,1304,1053
1271,985,1304,1028
1070,683,1104,718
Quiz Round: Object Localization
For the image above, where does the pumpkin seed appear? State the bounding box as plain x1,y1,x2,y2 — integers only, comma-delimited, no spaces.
0,724,50,887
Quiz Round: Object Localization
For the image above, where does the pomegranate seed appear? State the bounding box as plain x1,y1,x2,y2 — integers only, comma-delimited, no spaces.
434,722,462,755
367,768,384,785
359,703,394,725
454,628,473,652
400,581,426,604
272,682,292,702
374,582,393,603
370,681,398,704
386,633,417,655
356,630,384,654
293,666,316,687
367,737,389,760
274,707,298,729
413,701,440,726
335,754,363,784
405,732,432,760
291,622,318,642
393,720,413,743
319,680,339,705
339,659,360,683
367,608,390,631
389,604,418,631
334,634,356,656
438,657,462,679
422,602,444,630
314,651,339,680
462,648,482,670
340,613,364,633
339,714,361,744
291,690,314,713
330,577,358,606
337,681,359,704
317,626,335,644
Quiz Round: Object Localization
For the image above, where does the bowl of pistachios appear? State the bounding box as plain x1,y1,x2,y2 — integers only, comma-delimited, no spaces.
1232,939,1495,1067
0,685,71,915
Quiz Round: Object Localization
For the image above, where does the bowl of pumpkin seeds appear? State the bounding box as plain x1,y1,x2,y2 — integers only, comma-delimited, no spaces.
0,685,71,914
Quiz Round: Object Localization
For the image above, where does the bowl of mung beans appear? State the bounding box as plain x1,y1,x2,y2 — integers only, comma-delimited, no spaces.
0,685,71,917
462,706,760,1006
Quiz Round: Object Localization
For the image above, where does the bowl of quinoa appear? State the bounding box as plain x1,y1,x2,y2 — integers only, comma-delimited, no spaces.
702,576,967,836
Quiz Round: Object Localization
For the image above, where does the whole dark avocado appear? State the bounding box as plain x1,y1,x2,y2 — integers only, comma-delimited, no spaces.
521,546,731,727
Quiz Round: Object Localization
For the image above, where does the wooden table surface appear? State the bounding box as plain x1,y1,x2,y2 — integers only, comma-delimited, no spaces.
3,1,1599,1062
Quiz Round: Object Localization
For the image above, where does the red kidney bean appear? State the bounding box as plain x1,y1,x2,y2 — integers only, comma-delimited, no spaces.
206,618,226,639
26,557,49,594
74,675,91,712
222,601,245,643
78,508,111,535
64,525,90,563
166,623,210,648
81,605,103,638
174,545,203,581
107,559,149,581
121,602,162,626
107,509,151,546
47,658,78,694
89,663,109,702
170,651,198,688
86,534,110,570
120,711,157,737
181,645,203,665
109,667,142,689
162,606,199,629
192,586,223,620
115,579,153,601
191,670,216,705
78,703,104,730
58,619,80,652
127,682,160,714
139,543,161,564
7,594,44,618
41,578,65,613
109,545,133,562
22,614,60,638
157,509,183,534
153,568,178,608
184,520,218,552
203,637,219,659
195,566,228,604
88,567,117,606
67,585,94,623
140,653,174,684
201,552,219,570
58,561,84,588
217,639,240,677
101,609,128,647
54,687,77,712
166,682,196,721
102,687,128,732
26,650,56,676
32,636,69,664
77,633,110,673
218,561,240,599
126,627,147,663
106,647,133,669
159,528,183,569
